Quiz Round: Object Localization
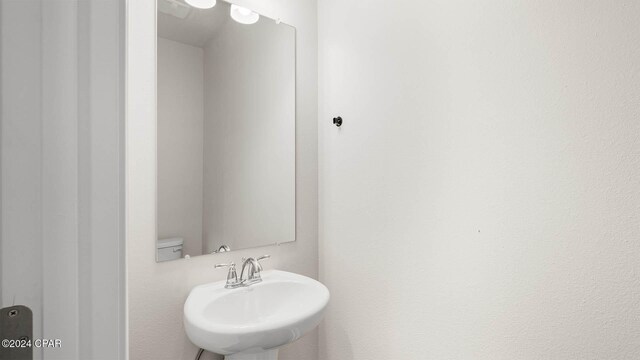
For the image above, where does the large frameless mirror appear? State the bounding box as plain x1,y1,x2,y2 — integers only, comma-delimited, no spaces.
156,0,296,261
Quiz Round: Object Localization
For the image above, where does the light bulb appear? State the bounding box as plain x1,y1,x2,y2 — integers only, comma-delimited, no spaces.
237,7,252,16
185,0,216,9
230,4,259,24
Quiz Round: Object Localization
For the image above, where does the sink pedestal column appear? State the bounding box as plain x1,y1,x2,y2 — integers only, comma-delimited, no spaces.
226,349,278,360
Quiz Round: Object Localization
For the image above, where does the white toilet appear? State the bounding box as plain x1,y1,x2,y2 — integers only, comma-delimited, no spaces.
156,237,184,262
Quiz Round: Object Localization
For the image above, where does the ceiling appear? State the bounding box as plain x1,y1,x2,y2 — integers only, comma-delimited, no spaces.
158,0,231,47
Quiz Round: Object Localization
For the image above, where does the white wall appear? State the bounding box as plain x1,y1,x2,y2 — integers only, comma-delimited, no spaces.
157,37,204,257
319,0,640,359
1,1,125,359
127,0,318,359
202,19,295,254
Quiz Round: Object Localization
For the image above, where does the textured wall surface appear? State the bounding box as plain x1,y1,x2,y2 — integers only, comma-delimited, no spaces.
127,0,318,359
318,0,640,359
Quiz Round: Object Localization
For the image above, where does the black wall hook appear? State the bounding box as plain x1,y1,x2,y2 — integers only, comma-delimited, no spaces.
333,116,343,127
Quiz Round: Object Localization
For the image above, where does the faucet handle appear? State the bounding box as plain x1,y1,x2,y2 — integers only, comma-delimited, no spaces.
253,255,270,274
240,255,270,263
215,262,242,289
214,262,235,269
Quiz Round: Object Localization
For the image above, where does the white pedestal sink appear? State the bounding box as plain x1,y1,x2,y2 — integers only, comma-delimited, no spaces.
184,270,330,360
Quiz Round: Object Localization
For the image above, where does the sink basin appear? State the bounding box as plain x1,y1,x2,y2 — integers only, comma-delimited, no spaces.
184,270,330,360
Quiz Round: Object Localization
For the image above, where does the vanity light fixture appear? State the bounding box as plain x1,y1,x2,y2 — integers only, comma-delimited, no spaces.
230,4,260,24
185,0,216,9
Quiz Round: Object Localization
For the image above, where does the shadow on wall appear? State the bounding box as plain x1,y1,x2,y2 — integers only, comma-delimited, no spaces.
190,329,322,360
196,349,222,360
321,325,353,360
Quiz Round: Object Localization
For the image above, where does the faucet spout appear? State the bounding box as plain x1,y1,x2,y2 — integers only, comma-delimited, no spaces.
240,255,270,285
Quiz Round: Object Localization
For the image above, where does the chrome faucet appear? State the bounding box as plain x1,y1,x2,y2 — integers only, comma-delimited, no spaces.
215,255,270,289
240,255,270,286
211,244,231,254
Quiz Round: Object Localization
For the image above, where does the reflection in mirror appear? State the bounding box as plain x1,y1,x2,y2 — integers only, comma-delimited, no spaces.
156,0,296,262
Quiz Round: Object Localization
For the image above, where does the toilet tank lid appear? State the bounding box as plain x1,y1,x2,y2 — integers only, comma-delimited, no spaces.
157,237,184,248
